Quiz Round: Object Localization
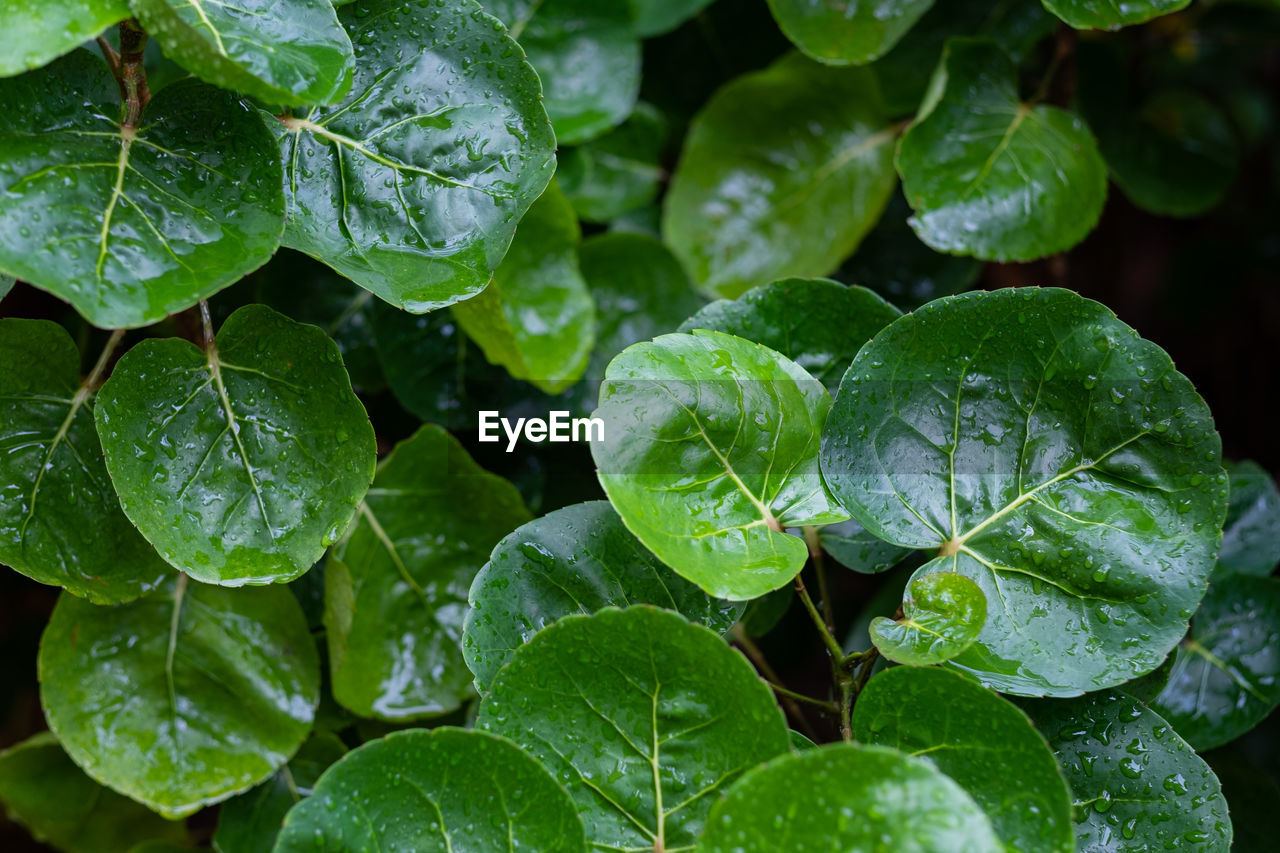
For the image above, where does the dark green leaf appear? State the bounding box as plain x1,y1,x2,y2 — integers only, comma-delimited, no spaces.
370,300,469,426
0,274,12,301
633,0,715,37
765,0,935,65
869,571,987,665
1219,460,1280,576
0,0,129,77
1043,0,1191,30
818,517,911,574
739,585,793,637
558,102,667,223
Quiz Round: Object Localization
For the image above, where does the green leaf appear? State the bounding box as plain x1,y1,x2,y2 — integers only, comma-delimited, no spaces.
558,102,667,223
895,38,1107,261
678,278,901,395
738,586,792,636
0,51,285,329
212,733,346,853
274,728,586,852
765,0,935,65
484,0,638,146
817,517,911,574
477,607,790,852
275,0,556,313
664,53,898,298
699,743,1003,852
592,330,848,600
38,577,319,819
869,571,987,665
131,0,354,106
632,0,715,37
451,183,595,394
1219,460,1280,576
0,274,12,301
462,500,744,693
1151,573,1280,750
821,287,1228,696
95,304,376,586
0,0,129,77
1042,0,1191,30
326,425,530,720
1024,691,1232,852
0,732,188,853
852,666,1074,853
1,320,169,604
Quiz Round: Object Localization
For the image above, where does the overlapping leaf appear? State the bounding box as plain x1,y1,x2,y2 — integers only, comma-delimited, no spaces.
0,0,129,77
558,103,667,223
817,517,911,574
633,0,715,37
869,571,987,666
766,0,935,65
1219,460,1280,576
1043,0,1191,30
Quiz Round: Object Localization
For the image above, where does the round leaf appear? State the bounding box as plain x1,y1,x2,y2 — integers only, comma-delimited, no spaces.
558,102,667,223
95,304,377,586
462,500,744,692
477,607,791,851
870,570,986,665
1043,0,1191,30
0,52,285,328
39,577,319,818
765,0,935,65
821,287,1227,695
1219,460,1280,576
0,0,129,77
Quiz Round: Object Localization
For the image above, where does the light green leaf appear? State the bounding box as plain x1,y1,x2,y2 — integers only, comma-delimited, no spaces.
0,0,129,77
0,732,188,853
558,102,667,223
896,38,1107,261
0,51,285,329
1043,0,1191,30
452,183,595,395
593,330,848,600
131,0,354,106
632,0,715,37
326,425,530,720
477,607,790,852
39,577,319,819
699,743,1003,853
1025,691,1232,852
765,0,935,65
870,571,986,665
462,501,744,693
1,320,169,604
821,287,1227,695
852,666,1074,853
275,0,556,313
664,53,898,298
1219,460,1280,576
95,304,377,586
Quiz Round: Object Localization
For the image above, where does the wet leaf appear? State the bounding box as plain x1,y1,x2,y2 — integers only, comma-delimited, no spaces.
870,571,986,665
633,0,715,37
477,607,790,852
766,0,935,65
821,288,1228,695
371,301,469,427
558,102,667,223
817,517,911,574
95,304,376,586
1043,0,1191,30
1218,460,1280,577
0,0,129,77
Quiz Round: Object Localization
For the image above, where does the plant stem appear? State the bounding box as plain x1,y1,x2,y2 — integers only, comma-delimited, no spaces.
116,20,150,128
199,300,216,350
802,526,836,633
732,625,821,740
767,681,838,712
838,679,855,742
794,573,845,662
85,330,126,391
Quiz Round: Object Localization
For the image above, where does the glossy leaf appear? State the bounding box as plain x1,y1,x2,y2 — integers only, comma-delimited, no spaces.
0,732,188,853
678,278,901,394
478,607,790,851
1026,691,1232,852
38,577,319,818
276,0,556,313
452,183,595,395
1151,573,1280,750
131,0,354,106
462,500,744,692
896,38,1107,261
699,743,1003,853
558,102,667,223
633,0,715,37
1,320,169,603
869,571,987,666
852,666,1074,853
1042,0,1191,30
371,301,469,426
818,517,911,574
821,288,1227,696
96,305,376,586
485,0,640,145
766,0,935,65
326,425,530,720
0,0,129,77
273,728,587,852
0,51,285,329
1219,460,1280,576
664,53,898,297
592,330,848,600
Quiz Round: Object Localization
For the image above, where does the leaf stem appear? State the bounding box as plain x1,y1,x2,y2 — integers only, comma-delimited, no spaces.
732,625,821,740
116,19,150,128
199,300,216,351
766,681,838,712
794,573,844,662
802,526,835,633
84,330,126,392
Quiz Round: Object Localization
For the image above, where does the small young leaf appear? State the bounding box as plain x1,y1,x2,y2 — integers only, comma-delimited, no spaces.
593,331,848,600
765,0,935,65
1219,460,1280,577
869,571,987,666
462,501,744,693
326,425,530,720
38,577,319,818
632,0,716,37
699,743,1003,852
477,607,790,851
0,0,129,77
1042,0,1191,30
558,102,667,223
664,53,898,297
273,729,587,852
852,667,1074,853
95,305,376,586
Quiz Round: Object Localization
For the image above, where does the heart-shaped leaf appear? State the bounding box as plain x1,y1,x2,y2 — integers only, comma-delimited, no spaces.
821,287,1227,695
765,0,935,65
1043,0,1190,30
1218,460,1280,577
95,304,377,586
39,576,319,818
273,728,586,852
275,0,556,313
592,330,848,600
462,500,744,692
326,425,530,720
0,0,129,77
870,571,987,665
558,102,667,223
477,607,790,852
0,51,285,328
